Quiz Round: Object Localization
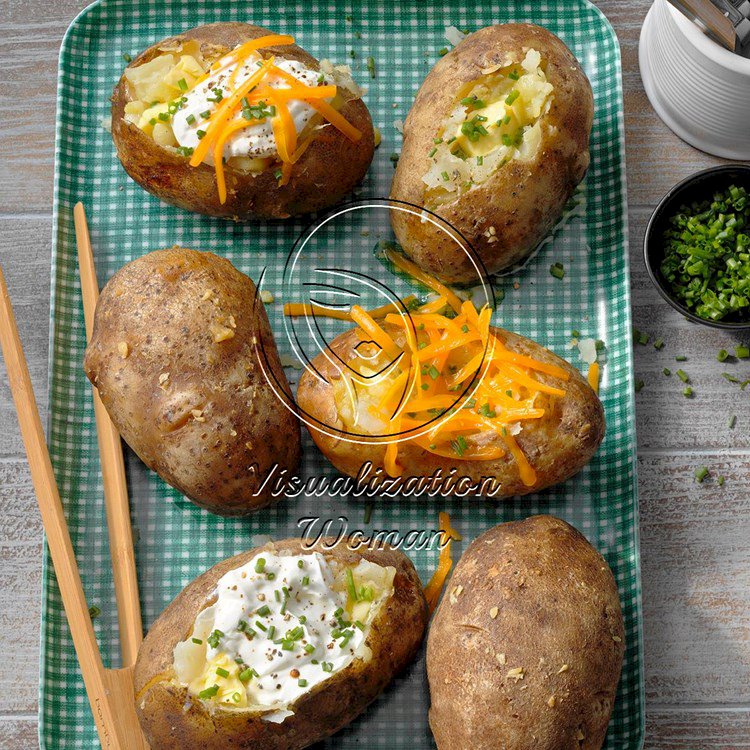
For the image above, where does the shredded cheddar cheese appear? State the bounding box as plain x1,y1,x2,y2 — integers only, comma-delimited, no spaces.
424,512,461,614
587,361,600,394
289,254,570,485
180,34,362,201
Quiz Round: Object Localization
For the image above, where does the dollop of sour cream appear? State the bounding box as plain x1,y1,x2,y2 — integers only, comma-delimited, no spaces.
173,552,391,719
171,51,330,162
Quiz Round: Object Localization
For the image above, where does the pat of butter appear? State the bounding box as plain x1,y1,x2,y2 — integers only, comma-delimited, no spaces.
453,98,524,158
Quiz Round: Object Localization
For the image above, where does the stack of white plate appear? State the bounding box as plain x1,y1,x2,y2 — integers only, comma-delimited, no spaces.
640,0,750,159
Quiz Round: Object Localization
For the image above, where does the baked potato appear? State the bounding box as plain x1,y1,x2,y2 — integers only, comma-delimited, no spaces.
84,247,300,515
134,537,428,749
296,293,604,498
427,515,624,749
111,22,375,219
390,24,593,283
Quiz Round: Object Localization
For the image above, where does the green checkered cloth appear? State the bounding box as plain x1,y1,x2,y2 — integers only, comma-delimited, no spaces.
43,0,643,747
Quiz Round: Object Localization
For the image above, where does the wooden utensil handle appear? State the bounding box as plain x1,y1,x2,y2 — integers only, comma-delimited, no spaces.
74,203,143,666
0,264,122,748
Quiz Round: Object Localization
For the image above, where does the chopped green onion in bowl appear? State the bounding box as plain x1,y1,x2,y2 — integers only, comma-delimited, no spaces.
659,184,750,323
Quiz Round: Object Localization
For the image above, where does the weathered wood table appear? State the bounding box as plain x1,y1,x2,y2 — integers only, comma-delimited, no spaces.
0,1,748,746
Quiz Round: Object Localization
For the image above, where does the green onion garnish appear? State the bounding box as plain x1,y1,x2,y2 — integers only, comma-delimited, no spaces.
199,685,219,699
660,184,750,323
694,466,709,482
550,262,565,280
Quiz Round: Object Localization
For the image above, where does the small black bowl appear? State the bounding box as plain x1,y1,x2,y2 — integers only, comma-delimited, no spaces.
644,164,750,331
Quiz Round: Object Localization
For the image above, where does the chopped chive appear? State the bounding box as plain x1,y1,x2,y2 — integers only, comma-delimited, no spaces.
207,629,224,648
634,379,644,393
346,568,358,602
196,129,206,139
736,345,750,359
297,559,304,569
298,678,308,687
653,338,664,350
550,262,565,280
694,466,709,482
200,110,211,119
683,386,693,397
304,643,315,654
216,667,229,678
199,685,219,699
88,605,101,619
676,369,689,383
723,372,741,383
508,69,520,80
122,53,132,62
438,47,449,56
717,349,729,362
239,668,254,682
663,368,671,376
505,89,520,105
367,56,376,79
675,355,687,362
257,604,271,617
728,415,737,428
428,147,437,158
177,78,188,91
718,476,726,486
191,637,202,644
186,113,196,125
267,625,276,639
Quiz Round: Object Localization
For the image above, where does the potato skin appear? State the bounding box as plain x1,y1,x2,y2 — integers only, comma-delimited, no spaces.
134,538,428,750
83,247,300,515
296,326,604,498
111,22,375,219
427,516,625,750
390,24,594,283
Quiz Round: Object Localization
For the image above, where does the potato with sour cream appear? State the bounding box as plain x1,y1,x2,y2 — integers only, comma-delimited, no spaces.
111,23,375,219
390,24,594,283
134,538,428,750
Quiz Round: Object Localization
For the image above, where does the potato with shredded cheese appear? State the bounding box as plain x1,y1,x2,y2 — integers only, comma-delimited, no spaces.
427,515,625,750
295,252,604,498
111,23,375,219
134,537,427,749
390,24,593,282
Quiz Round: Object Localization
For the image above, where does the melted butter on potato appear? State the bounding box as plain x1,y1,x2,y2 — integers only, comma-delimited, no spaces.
423,48,553,207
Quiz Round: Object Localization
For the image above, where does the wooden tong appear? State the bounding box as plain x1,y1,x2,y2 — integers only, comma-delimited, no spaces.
0,205,148,749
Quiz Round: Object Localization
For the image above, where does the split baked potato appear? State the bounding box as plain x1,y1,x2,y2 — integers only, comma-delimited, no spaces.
427,515,625,750
84,247,300,515
390,24,593,282
296,293,604,498
111,22,375,219
134,537,428,749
